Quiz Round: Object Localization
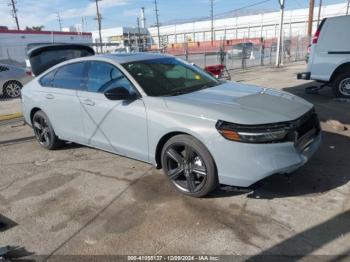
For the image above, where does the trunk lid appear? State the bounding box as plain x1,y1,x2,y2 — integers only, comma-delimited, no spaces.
27,44,94,76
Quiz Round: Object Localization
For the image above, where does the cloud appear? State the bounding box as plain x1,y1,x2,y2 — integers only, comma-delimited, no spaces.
59,0,130,19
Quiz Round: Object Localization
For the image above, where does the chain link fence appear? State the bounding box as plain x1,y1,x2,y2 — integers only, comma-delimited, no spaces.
166,36,309,71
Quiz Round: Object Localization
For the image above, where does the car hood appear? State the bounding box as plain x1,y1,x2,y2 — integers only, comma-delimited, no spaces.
162,82,313,125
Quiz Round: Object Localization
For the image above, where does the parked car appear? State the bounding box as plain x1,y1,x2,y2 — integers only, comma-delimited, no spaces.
227,42,253,59
0,64,32,98
298,15,350,98
22,44,321,197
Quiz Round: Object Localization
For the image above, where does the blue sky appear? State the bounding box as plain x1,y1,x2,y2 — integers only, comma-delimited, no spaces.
0,0,346,31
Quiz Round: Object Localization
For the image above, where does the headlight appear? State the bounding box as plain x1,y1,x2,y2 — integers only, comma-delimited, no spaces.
215,120,291,143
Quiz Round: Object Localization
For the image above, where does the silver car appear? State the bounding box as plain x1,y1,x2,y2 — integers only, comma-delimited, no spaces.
0,63,32,98
21,45,321,197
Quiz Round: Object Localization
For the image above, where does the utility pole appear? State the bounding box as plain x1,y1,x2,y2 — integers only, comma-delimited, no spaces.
137,17,141,51
276,0,285,67
307,0,315,41
9,0,20,30
347,0,350,15
317,0,322,27
154,0,161,49
93,0,103,53
210,0,214,46
56,12,62,31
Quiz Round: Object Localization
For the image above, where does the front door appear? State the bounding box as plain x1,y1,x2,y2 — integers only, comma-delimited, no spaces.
77,61,149,162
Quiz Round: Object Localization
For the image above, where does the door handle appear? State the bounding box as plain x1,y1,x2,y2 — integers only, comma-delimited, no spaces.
82,99,95,106
45,94,54,99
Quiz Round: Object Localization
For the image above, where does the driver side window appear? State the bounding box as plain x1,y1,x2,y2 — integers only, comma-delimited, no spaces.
86,61,135,94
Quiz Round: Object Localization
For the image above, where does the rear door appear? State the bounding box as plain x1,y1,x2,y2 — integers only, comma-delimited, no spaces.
37,62,87,143
27,44,94,76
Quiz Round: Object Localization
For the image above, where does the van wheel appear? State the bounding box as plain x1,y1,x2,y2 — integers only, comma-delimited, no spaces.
161,134,218,197
32,110,63,150
332,73,350,98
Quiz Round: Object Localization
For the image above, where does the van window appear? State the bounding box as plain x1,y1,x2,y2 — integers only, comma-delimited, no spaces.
52,62,86,90
86,61,135,93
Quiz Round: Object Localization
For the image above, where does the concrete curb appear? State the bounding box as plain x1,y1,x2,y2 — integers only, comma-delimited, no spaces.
0,112,23,122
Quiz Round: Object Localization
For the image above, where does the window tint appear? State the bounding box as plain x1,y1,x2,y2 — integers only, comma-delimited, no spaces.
39,69,56,87
86,61,135,93
52,62,86,90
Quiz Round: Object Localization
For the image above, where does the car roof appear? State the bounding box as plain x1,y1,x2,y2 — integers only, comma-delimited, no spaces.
99,52,174,64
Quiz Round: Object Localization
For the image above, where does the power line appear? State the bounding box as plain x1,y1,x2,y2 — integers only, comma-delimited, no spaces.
9,0,20,30
154,0,161,49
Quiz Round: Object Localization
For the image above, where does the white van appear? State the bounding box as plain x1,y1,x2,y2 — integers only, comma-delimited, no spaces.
297,15,350,98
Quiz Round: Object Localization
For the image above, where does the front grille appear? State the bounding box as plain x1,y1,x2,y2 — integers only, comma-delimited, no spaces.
291,109,321,150
294,110,320,140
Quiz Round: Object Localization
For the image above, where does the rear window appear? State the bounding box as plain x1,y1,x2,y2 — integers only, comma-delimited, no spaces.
39,70,56,87
52,62,86,90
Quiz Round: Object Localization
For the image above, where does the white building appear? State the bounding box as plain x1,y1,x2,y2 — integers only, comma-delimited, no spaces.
0,29,92,66
90,26,149,52
148,3,348,45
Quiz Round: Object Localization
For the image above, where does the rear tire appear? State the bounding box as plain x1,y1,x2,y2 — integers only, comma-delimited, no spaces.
32,110,63,150
161,134,218,197
332,73,350,98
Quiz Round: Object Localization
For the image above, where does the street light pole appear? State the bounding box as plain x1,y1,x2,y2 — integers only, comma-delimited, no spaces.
276,0,285,67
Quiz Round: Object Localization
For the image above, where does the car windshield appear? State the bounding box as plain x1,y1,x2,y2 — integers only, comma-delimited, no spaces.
122,57,219,96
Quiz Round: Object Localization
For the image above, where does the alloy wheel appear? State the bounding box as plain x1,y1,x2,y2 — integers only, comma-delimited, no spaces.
5,82,22,98
33,116,51,147
339,78,350,97
165,143,207,193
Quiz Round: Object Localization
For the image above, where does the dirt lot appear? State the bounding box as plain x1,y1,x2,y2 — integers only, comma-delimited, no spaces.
1,62,350,259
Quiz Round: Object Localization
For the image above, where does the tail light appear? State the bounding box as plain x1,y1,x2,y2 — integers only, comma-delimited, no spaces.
312,29,321,44
312,18,326,44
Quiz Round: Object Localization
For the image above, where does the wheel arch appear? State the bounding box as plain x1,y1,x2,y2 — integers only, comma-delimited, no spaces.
154,130,217,171
155,131,187,169
330,62,350,83
30,107,42,124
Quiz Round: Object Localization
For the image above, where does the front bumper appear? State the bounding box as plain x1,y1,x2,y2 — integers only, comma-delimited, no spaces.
297,72,311,80
211,131,322,188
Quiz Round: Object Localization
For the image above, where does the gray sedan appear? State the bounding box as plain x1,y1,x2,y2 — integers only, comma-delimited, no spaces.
21,45,321,197
0,64,32,98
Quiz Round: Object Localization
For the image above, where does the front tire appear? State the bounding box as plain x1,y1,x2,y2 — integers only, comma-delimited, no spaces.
332,73,350,98
161,134,218,197
32,110,63,150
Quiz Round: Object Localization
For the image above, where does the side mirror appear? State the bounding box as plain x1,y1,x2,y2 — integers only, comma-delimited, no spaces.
104,87,138,100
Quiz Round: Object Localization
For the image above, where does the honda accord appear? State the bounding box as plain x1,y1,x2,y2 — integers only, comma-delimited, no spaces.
21,45,321,197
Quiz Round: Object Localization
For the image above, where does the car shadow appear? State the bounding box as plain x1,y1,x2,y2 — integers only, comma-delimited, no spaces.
282,81,350,125
246,210,350,258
